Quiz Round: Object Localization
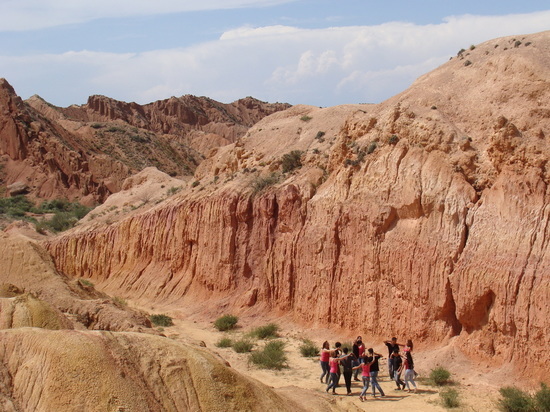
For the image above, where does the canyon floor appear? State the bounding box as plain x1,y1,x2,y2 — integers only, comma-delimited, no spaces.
137,300,508,412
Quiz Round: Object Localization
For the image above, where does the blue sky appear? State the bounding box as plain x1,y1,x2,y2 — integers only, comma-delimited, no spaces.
0,0,548,107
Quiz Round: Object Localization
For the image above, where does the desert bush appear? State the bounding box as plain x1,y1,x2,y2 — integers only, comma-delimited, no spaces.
299,339,318,357
216,337,233,348
300,115,312,122
78,279,94,288
232,339,254,353
389,134,399,145
440,387,460,408
367,141,377,154
497,383,550,412
534,383,550,411
150,314,174,327
166,186,181,196
249,323,280,339
281,150,303,173
191,181,200,187
341,341,354,353
497,386,534,412
214,314,239,331
251,174,279,193
430,366,451,386
113,296,127,307
249,340,287,370
315,131,325,140
464,60,472,67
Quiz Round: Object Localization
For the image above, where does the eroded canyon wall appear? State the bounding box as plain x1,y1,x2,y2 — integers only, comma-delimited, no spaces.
46,31,550,380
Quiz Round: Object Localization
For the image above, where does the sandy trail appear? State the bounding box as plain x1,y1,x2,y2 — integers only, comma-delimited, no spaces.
135,301,503,411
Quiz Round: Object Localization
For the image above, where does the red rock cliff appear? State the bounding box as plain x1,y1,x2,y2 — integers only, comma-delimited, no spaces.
45,32,550,381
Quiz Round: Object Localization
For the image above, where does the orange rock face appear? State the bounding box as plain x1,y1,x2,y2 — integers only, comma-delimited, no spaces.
46,31,550,381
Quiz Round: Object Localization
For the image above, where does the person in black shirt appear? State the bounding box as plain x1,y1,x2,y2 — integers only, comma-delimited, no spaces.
383,337,403,380
364,348,385,397
340,347,357,395
391,348,406,390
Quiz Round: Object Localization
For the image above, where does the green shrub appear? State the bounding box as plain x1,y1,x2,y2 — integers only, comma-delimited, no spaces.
341,341,353,353
192,181,200,187
300,115,312,122
78,279,94,288
249,323,280,339
388,134,399,145
299,339,318,357
367,141,377,154
214,314,239,331
251,174,279,193
497,386,534,412
440,387,460,408
315,131,325,140
232,339,254,353
281,150,303,173
534,383,550,411
113,296,127,307
430,366,451,386
216,337,233,348
249,340,287,370
150,314,174,327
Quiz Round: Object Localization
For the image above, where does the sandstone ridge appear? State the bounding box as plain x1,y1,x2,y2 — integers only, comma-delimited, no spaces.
45,31,550,382
0,79,289,202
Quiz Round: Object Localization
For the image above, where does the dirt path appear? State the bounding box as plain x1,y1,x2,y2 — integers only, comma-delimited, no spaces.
137,303,502,412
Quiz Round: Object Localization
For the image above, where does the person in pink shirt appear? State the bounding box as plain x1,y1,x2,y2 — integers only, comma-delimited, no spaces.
326,350,352,394
352,356,374,402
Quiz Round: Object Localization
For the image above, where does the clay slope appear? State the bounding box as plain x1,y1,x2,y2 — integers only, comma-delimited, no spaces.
0,329,302,412
46,31,550,381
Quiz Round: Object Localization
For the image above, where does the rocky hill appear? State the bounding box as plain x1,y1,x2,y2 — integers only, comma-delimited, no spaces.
45,29,550,384
0,80,289,203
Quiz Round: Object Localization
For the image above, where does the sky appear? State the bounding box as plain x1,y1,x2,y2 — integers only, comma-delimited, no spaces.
0,0,548,107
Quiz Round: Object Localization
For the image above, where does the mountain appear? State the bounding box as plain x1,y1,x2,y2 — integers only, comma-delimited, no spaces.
0,80,289,203
45,29,549,384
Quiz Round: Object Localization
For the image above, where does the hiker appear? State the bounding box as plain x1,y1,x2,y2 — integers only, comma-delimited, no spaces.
319,341,331,383
352,336,365,381
383,337,403,380
326,350,352,394
364,348,385,397
352,355,373,402
340,347,357,395
403,351,417,392
391,348,406,390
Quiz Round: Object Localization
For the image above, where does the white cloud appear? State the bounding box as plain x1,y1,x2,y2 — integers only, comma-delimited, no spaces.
0,0,297,32
1,11,549,107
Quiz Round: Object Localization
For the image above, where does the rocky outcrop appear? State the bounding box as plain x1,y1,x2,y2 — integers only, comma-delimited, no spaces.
0,80,289,202
0,329,303,412
46,31,550,381
0,232,151,332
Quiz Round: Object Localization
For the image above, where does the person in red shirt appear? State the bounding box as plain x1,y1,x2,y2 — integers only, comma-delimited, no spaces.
319,341,331,383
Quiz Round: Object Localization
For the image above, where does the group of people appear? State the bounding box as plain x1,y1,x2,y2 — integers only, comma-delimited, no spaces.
319,336,418,401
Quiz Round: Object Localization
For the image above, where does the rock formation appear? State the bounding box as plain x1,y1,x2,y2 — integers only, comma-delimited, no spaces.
0,79,289,203
0,329,303,411
45,30,549,384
